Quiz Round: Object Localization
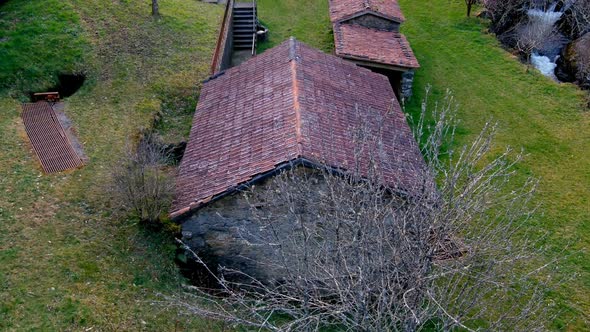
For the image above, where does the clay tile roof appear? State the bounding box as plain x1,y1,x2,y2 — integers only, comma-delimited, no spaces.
329,0,405,23
333,23,419,69
171,38,426,218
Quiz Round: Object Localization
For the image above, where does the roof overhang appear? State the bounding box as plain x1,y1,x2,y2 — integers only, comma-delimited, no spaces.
170,158,316,221
338,54,418,72
170,156,417,221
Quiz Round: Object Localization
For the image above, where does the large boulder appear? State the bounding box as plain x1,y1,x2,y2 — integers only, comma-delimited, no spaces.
555,40,578,82
555,33,590,88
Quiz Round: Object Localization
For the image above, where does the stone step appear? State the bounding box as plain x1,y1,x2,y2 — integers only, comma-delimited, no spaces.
234,30,255,35
234,40,254,46
234,29,255,34
234,24,254,29
234,11,254,16
235,34,255,39
234,40,254,44
234,15,254,20
233,20,254,28
234,2,256,9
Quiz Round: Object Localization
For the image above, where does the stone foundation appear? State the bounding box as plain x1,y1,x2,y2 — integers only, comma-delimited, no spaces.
401,70,415,102
179,168,324,283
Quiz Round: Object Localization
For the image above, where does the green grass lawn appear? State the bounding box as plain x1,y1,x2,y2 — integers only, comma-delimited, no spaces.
257,0,333,53
398,1,589,328
1,0,588,329
0,0,224,330
257,0,590,329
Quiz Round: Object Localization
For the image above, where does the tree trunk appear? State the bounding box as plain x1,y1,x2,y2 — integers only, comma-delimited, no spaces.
152,0,159,17
467,3,472,17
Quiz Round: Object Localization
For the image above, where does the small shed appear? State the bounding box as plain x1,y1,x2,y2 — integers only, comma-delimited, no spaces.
329,0,419,100
172,38,427,281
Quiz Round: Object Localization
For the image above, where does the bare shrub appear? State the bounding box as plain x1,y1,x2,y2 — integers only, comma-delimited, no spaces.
482,0,530,35
561,0,590,39
110,133,174,225
164,91,562,331
484,0,590,39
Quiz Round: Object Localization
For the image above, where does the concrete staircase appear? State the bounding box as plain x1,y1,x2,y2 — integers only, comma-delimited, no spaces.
233,2,257,51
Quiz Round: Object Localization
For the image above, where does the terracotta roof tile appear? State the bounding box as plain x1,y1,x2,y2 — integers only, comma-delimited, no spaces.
329,0,405,23
171,38,426,217
334,23,419,69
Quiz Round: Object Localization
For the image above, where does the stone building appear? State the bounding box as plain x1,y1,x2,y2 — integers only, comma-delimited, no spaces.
171,38,426,281
329,0,420,101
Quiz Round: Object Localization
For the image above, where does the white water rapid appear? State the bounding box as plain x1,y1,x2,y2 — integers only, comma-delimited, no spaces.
531,53,558,79
526,2,566,78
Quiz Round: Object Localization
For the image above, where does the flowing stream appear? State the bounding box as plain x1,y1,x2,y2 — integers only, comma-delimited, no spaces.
526,2,567,79
531,53,558,78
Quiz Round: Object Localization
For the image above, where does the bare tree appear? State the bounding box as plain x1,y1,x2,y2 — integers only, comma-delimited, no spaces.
481,0,530,35
163,90,563,331
152,0,159,17
110,134,173,225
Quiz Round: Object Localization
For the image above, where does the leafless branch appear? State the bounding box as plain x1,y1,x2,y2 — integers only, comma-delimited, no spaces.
166,90,564,331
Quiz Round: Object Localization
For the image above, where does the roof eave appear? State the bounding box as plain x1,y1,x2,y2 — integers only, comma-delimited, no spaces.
171,155,425,222
336,52,420,70
170,158,318,221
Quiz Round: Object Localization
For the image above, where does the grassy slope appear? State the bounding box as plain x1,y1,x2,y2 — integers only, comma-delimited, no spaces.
257,0,590,328
0,1,86,93
398,1,589,328
1,0,588,329
257,0,333,53
0,0,223,330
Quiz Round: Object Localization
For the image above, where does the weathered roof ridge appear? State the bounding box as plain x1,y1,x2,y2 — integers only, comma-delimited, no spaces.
289,37,304,156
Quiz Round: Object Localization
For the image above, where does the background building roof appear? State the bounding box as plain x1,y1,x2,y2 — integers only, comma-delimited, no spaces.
329,0,405,23
334,23,420,69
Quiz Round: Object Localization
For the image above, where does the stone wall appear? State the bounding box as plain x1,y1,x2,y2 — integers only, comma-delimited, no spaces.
401,70,415,102
345,14,400,32
210,0,234,74
179,167,325,283
178,164,412,285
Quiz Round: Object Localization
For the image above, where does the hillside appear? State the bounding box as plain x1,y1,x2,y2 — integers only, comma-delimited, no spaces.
398,1,589,328
1,0,588,329
0,0,223,329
